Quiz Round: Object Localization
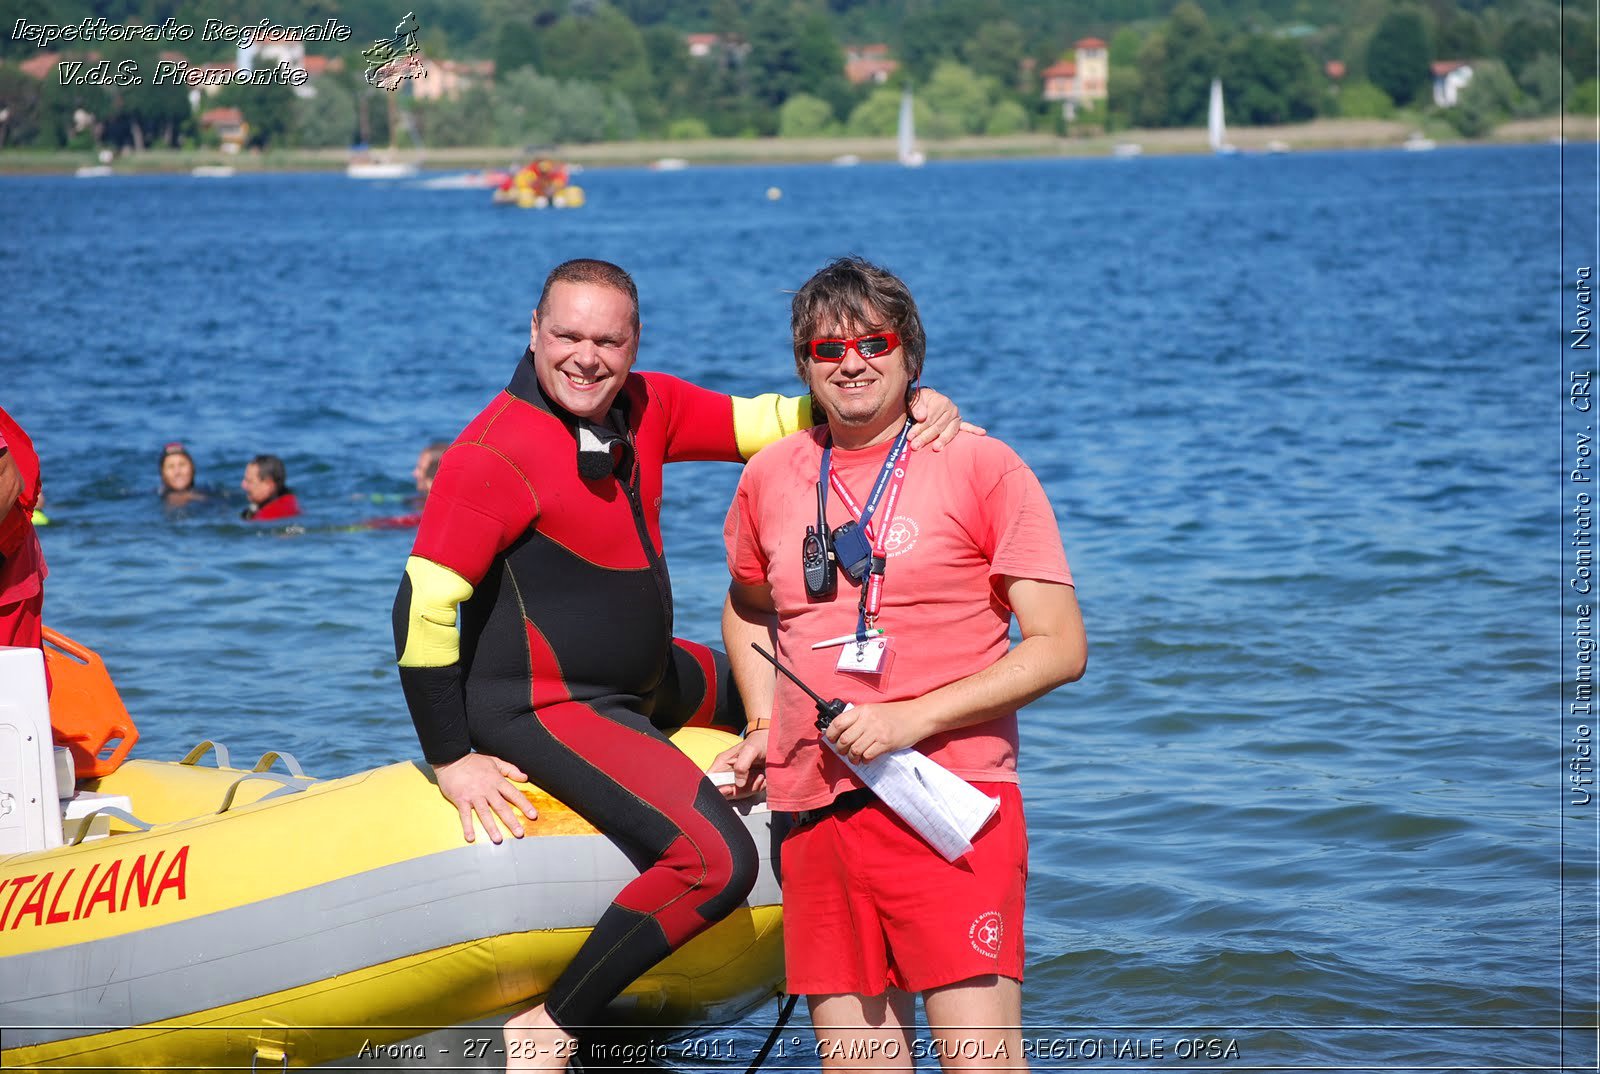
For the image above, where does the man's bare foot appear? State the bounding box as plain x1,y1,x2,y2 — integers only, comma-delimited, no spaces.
503,1005,577,1072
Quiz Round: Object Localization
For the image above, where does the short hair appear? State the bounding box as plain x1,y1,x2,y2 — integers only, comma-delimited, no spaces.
423,441,449,480
790,257,926,390
536,258,640,332
249,454,287,491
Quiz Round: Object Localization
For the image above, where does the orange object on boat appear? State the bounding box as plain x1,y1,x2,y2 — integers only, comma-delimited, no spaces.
43,627,139,778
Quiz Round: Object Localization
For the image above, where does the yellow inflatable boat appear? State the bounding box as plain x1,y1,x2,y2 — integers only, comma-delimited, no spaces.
0,638,782,1071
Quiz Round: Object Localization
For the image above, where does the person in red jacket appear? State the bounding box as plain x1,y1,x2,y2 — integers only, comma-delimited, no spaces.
0,405,46,654
240,454,300,521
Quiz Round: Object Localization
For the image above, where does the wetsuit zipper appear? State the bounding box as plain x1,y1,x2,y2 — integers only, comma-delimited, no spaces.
621,443,674,632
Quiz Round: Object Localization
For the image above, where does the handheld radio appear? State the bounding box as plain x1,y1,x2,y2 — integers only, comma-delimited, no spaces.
752,643,848,730
802,480,837,598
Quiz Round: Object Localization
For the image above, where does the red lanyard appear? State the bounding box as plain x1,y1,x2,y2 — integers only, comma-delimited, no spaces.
826,451,911,627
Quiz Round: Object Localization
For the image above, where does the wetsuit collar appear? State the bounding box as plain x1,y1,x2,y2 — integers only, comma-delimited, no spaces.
507,348,634,479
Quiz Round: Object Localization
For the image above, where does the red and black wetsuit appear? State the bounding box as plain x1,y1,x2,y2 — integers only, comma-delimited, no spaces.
242,491,300,521
393,349,810,1031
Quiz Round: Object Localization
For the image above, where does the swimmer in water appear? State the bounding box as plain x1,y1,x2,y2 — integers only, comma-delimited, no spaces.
413,441,449,498
365,442,449,529
159,442,206,508
240,454,300,521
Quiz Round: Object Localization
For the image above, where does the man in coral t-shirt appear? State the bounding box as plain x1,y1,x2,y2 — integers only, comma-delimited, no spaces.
0,405,47,654
715,257,1086,1071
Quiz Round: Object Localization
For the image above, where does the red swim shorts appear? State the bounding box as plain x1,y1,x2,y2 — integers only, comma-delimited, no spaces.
779,782,1026,996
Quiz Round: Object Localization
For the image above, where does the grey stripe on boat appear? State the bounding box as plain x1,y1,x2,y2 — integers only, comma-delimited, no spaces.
1,808,779,1048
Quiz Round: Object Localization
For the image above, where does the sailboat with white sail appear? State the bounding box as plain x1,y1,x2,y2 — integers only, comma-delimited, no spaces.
898,86,925,167
1208,78,1238,156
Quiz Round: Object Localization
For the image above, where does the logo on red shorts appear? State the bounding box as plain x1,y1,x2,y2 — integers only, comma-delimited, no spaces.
968,910,1003,958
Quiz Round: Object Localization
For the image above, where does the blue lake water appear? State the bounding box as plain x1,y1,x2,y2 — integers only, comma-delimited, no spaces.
3,142,1594,1068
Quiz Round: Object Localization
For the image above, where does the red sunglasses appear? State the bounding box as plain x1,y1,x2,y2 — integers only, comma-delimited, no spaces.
806,332,902,362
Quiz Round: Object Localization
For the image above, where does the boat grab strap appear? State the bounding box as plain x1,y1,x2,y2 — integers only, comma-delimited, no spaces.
181,740,233,769
66,806,154,847
252,751,306,778
217,772,308,814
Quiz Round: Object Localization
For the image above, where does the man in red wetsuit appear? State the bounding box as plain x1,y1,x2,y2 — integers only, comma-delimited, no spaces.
0,405,46,655
239,454,300,521
392,258,967,1070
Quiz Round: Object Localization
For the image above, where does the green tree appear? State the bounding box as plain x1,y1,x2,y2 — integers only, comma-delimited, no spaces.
1433,9,1484,61
1133,31,1171,127
666,116,710,139
0,66,43,147
217,78,296,147
922,60,993,136
1105,63,1141,130
1499,12,1556,82
962,20,1026,91
538,4,652,104
1108,27,1142,69
97,39,192,150
295,80,355,148
984,98,1029,134
744,0,847,122
1162,1,1222,126
847,84,922,137
485,0,562,81
1224,32,1320,124
1572,78,1599,119
1336,79,1394,119
1563,15,1597,85
493,68,634,145
778,92,837,137
1365,10,1430,107
1515,54,1571,118
900,2,990,83
414,84,495,148
1447,58,1518,137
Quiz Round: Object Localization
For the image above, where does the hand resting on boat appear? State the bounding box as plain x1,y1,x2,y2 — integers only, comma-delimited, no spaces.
432,752,540,844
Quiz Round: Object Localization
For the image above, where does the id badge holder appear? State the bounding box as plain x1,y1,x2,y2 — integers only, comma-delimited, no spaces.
837,635,890,676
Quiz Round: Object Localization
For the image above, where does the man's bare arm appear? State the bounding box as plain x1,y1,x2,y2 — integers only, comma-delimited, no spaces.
709,581,780,797
825,579,1086,764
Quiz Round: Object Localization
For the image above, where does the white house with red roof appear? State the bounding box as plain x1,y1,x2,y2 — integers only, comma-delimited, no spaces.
1042,37,1109,119
844,43,899,85
411,58,494,101
1431,60,1473,107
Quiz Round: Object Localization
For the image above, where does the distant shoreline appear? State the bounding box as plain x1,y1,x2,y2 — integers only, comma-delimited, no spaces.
0,115,1582,175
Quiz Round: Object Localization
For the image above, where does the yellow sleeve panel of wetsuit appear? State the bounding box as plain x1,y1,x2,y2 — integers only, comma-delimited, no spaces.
397,555,476,668
731,393,815,460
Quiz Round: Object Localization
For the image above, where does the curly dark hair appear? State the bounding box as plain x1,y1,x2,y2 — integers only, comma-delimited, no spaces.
790,257,925,397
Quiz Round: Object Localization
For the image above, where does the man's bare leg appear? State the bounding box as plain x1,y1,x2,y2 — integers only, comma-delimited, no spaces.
922,975,1028,1073
807,989,917,1074
503,1004,577,1072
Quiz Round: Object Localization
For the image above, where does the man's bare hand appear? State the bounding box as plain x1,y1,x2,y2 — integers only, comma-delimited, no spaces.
708,730,768,799
433,753,539,844
908,388,985,451
824,702,925,765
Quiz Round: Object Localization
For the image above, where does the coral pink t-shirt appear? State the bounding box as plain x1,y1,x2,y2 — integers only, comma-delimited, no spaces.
724,427,1072,811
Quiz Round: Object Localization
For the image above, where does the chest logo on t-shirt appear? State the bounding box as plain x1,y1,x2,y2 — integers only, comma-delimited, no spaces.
882,515,919,558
